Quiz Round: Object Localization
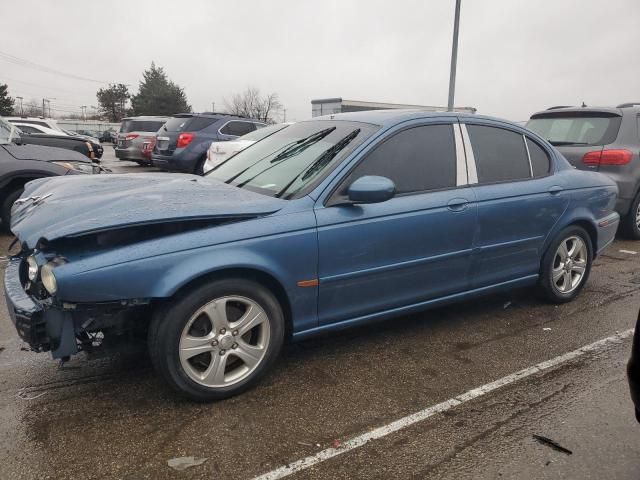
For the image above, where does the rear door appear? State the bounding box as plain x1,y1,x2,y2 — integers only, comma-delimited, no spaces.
463,121,569,288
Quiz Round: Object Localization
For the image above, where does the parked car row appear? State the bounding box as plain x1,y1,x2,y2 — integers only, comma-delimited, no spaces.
0,117,102,229
4,109,622,401
4,117,104,161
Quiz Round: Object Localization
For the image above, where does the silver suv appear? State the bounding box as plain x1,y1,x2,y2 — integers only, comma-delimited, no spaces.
115,116,168,165
527,103,640,239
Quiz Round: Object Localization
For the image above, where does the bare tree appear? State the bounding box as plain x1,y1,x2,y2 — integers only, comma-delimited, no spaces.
224,87,283,124
22,98,42,117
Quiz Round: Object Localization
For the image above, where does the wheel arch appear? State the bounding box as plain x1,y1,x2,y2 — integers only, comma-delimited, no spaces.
158,267,294,338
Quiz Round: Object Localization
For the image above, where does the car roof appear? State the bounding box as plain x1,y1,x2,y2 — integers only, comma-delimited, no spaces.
310,109,515,127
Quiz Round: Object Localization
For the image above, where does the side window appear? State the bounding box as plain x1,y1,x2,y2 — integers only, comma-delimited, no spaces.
18,125,39,134
467,125,530,183
343,124,457,195
220,121,256,137
187,117,217,131
526,137,551,177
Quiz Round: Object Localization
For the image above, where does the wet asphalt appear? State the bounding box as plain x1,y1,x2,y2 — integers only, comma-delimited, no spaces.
0,146,638,479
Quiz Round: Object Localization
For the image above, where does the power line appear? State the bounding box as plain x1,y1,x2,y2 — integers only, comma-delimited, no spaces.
0,50,127,85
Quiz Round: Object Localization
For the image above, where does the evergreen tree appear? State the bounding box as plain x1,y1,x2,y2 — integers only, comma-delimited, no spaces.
131,63,191,116
96,83,130,122
0,84,15,116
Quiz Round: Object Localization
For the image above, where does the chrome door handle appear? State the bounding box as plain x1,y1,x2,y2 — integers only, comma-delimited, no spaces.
447,198,469,212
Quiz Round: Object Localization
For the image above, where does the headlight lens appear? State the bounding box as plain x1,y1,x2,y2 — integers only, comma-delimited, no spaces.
52,161,96,174
40,257,67,295
41,264,57,295
26,256,38,281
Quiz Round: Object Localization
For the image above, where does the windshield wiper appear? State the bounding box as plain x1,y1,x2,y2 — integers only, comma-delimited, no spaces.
547,140,589,146
275,128,361,199
270,127,336,163
232,127,338,189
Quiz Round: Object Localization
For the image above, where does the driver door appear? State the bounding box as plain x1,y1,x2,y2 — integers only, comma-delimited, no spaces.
314,121,478,326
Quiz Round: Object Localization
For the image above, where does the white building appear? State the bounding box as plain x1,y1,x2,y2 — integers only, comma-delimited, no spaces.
311,98,476,117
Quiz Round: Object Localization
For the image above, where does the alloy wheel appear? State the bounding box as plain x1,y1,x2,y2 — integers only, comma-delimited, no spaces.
551,236,588,294
178,296,270,388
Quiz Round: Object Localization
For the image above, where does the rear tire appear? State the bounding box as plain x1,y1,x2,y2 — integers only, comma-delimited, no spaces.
539,226,592,303
148,278,285,401
623,193,640,240
194,156,206,176
1,188,23,232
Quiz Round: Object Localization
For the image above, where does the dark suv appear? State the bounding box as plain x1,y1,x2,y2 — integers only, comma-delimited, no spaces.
151,113,266,174
527,103,640,238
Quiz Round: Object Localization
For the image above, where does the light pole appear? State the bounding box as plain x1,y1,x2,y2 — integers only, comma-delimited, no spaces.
16,96,23,116
447,0,462,112
43,98,55,118
81,105,87,121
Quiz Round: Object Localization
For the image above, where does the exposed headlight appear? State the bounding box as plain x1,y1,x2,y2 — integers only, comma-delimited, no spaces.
41,257,67,295
52,161,96,174
26,255,38,281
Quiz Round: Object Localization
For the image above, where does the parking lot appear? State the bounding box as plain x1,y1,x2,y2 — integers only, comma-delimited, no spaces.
0,148,638,479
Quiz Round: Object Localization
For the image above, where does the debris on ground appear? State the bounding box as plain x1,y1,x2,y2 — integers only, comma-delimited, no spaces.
619,249,637,255
16,390,47,401
543,327,552,331
533,434,572,455
297,441,313,447
167,456,208,471
503,301,512,309
332,439,342,448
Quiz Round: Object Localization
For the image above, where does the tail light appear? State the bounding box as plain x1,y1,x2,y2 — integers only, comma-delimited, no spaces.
125,133,139,141
583,149,632,166
177,132,195,148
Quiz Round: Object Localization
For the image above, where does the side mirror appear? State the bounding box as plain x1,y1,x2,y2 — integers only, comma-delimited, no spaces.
347,175,396,204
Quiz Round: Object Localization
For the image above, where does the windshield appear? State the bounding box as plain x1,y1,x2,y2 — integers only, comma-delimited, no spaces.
207,120,378,199
0,117,20,144
527,114,622,146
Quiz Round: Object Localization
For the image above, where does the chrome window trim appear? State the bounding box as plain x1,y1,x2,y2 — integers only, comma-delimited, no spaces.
459,124,478,184
522,134,534,177
453,123,468,186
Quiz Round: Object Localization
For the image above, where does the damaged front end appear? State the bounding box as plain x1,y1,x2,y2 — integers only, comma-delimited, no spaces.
4,254,151,359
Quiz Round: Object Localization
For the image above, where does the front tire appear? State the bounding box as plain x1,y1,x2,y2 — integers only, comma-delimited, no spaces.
539,226,592,303
1,188,23,232
149,278,285,401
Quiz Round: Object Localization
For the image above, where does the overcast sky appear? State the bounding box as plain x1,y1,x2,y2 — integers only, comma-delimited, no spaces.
1,0,638,122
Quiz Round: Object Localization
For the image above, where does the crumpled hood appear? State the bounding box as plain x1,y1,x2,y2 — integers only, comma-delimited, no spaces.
11,173,285,248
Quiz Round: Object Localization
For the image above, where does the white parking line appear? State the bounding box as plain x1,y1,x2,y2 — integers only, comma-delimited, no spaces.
252,329,635,480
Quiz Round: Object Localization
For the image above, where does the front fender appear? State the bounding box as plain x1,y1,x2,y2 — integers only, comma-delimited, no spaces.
55,223,319,333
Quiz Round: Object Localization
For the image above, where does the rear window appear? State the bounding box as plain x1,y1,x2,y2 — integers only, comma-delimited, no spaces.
220,121,258,136
120,120,166,133
159,116,218,133
526,113,622,146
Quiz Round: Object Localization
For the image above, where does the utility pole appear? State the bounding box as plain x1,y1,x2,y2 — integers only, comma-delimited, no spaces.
16,96,23,116
283,107,287,122
81,105,87,121
211,102,215,112
447,0,462,112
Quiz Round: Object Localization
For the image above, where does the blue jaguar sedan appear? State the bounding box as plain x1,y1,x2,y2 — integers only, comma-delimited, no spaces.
5,110,619,400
